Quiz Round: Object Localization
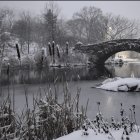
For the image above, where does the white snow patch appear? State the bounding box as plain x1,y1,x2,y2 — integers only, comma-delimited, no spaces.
96,77,140,92
56,128,140,140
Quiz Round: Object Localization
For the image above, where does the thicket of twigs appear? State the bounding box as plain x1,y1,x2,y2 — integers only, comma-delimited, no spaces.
0,82,87,140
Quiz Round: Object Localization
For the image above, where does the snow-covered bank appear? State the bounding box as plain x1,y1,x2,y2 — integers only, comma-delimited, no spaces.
56,128,140,140
56,102,140,140
96,77,140,92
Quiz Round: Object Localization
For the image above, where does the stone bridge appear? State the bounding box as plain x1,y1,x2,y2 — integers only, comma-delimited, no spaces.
74,39,140,67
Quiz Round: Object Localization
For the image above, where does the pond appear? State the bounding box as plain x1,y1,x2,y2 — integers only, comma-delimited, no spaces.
0,62,140,124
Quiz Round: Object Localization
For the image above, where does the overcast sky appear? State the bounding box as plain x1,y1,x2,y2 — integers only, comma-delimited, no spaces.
0,1,140,21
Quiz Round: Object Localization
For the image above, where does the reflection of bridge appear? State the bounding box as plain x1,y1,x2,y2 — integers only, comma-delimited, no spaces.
74,39,140,66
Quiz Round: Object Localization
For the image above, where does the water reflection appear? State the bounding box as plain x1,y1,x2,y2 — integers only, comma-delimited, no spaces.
1,62,140,86
0,66,111,86
80,66,113,80
106,62,140,78
1,63,140,124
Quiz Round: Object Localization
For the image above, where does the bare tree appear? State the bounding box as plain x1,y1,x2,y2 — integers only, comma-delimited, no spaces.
66,18,84,42
0,8,15,33
0,8,15,74
105,14,139,59
21,11,32,54
106,14,139,40
12,11,32,53
56,18,70,45
67,6,108,44
32,16,46,48
12,19,26,51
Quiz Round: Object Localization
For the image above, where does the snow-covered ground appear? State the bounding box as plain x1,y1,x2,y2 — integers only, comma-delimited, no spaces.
56,128,140,140
96,77,140,92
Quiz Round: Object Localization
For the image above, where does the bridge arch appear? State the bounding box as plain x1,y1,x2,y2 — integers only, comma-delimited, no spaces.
74,39,140,66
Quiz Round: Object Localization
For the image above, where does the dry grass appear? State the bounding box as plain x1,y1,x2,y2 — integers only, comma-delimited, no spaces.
0,82,86,140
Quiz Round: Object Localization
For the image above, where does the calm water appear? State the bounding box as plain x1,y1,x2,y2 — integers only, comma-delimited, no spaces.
0,62,140,123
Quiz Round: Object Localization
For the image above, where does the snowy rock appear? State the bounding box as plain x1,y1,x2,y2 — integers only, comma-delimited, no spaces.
102,77,121,85
118,85,129,92
96,77,140,92
75,41,83,48
76,41,83,45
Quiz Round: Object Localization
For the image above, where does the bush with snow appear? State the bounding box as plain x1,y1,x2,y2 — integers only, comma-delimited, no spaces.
34,50,49,68
2,56,19,67
21,54,35,67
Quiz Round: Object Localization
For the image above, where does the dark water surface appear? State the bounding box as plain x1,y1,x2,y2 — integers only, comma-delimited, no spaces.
0,62,140,123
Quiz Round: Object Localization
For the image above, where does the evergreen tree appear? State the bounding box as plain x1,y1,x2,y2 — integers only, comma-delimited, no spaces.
44,9,57,42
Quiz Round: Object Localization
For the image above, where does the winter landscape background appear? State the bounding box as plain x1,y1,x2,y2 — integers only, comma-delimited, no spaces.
0,1,140,140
